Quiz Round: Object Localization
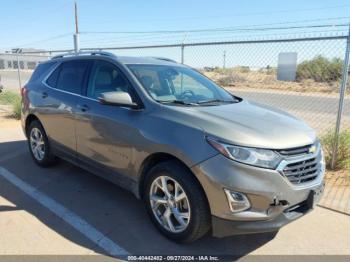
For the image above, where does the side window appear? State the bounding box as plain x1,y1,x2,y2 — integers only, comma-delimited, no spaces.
53,60,89,94
87,60,131,99
46,64,60,87
130,68,161,98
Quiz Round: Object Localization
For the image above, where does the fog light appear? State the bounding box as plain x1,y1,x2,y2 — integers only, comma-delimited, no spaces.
224,189,251,213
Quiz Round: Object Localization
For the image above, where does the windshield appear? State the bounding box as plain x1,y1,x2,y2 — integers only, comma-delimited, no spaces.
127,64,238,105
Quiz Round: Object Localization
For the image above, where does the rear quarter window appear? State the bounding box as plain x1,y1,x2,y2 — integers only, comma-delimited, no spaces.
29,62,56,83
47,60,90,94
46,65,60,87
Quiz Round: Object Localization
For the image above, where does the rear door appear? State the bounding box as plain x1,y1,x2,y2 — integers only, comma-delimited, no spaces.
40,59,90,157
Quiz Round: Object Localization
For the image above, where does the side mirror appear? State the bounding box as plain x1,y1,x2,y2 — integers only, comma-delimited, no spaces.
99,91,138,109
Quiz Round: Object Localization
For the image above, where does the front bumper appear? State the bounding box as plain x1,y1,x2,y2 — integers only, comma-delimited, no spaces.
211,182,324,237
191,152,325,237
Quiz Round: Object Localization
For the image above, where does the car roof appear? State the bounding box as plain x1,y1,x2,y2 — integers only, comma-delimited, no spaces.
43,52,185,67
117,56,182,66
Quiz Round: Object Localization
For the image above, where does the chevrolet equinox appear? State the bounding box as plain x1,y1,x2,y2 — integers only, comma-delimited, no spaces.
21,51,325,242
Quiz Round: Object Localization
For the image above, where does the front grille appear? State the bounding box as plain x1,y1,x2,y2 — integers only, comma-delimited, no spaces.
283,157,319,184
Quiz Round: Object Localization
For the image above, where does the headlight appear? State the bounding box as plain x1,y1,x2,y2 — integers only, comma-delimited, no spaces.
207,137,282,169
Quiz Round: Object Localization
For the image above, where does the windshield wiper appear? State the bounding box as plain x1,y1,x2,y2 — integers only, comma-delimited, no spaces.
157,100,199,106
197,99,236,105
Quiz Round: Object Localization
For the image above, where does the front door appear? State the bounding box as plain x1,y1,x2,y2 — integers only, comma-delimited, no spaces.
75,59,143,179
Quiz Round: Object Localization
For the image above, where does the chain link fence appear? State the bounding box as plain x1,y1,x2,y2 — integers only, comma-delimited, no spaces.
0,35,349,213
1,35,349,148
1,37,349,134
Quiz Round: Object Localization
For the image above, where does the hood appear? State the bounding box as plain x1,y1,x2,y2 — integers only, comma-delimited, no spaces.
171,100,316,149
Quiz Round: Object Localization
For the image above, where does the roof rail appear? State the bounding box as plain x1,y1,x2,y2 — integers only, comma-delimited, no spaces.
151,57,177,63
51,51,117,60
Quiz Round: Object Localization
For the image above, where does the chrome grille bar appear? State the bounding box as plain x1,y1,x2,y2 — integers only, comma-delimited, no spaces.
284,165,318,177
288,172,319,183
283,158,318,171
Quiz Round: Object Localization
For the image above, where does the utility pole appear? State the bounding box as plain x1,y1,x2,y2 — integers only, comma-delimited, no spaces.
73,1,80,53
223,50,226,69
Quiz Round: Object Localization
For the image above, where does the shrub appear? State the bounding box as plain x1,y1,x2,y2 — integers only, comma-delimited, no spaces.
0,90,21,119
296,56,343,82
235,66,250,73
12,97,22,119
259,66,276,75
213,67,232,74
216,73,246,86
321,129,350,170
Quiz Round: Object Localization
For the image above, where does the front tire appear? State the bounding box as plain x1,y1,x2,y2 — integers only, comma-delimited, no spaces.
144,160,211,243
27,120,56,167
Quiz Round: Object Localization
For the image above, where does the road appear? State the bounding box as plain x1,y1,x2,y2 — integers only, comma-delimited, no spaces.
0,119,349,259
232,89,350,134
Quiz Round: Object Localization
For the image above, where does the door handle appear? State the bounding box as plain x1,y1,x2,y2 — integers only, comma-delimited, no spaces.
77,104,89,112
42,92,48,98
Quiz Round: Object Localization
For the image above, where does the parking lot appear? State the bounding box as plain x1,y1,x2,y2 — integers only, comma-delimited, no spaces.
0,117,349,259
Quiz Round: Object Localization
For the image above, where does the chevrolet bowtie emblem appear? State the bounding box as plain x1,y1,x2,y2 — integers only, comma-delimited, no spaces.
309,145,317,154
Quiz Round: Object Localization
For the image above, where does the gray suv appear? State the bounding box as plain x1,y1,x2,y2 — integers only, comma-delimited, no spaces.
21,51,325,242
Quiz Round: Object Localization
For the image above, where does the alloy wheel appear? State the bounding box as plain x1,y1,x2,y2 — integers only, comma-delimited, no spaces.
149,175,191,233
30,127,45,161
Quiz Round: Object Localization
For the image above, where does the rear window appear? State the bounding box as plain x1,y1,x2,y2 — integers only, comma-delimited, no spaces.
29,62,56,83
46,60,90,94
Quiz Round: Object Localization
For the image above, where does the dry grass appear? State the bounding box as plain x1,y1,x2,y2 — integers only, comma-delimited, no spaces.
0,91,21,119
203,68,346,94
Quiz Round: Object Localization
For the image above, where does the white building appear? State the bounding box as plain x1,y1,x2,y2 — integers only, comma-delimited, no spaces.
0,49,50,70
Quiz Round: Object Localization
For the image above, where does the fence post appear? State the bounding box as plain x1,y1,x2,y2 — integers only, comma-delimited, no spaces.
16,50,22,90
331,24,350,169
181,44,185,64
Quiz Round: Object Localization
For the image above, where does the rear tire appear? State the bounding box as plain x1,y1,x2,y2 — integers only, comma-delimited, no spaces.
27,120,56,167
144,160,211,243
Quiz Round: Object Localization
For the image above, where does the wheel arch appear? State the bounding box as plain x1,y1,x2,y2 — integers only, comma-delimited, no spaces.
138,153,210,211
25,114,41,136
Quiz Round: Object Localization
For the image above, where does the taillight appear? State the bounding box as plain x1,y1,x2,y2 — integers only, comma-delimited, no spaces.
21,86,27,98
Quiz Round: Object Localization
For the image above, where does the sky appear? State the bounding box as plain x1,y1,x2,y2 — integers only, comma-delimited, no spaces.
1,0,350,67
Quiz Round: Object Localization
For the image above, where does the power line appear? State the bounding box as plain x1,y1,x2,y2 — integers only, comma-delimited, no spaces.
6,16,350,50
81,23,349,35
79,4,350,24
1,33,72,49
79,28,347,47
78,30,347,50
80,16,350,35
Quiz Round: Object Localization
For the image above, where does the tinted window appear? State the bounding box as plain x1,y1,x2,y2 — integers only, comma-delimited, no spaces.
54,60,89,94
46,64,60,87
87,60,131,99
29,62,56,83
